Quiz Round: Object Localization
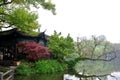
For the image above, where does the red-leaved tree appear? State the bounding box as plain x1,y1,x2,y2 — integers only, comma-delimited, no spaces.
16,41,51,61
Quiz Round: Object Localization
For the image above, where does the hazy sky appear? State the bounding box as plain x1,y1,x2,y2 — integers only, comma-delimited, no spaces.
37,0,120,43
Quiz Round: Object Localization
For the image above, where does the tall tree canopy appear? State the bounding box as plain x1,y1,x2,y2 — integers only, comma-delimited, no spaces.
0,0,55,34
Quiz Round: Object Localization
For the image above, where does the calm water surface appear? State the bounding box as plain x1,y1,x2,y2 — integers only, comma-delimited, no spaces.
15,52,120,80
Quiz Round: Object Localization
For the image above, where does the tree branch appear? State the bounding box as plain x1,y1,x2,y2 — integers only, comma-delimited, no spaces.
97,77,102,80
77,74,110,78
0,0,13,6
110,74,117,80
75,73,116,80
75,52,116,62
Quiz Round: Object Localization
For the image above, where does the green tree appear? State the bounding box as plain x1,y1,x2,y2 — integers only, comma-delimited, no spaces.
48,31,75,62
2,7,39,34
0,0,56,14
0,0,55,34
76,35,115,59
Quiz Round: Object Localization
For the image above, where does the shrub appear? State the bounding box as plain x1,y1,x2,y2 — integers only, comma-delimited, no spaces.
16,41,51,61
65,60,76,69
34,60,65,74
48,31,75,62
15,62,32,76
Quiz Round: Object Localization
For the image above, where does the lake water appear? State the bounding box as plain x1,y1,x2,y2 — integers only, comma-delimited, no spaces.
15,71,120,80
15,52,120,80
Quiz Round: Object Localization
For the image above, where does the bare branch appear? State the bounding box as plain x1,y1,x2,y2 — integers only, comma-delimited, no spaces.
75,73,117,80
75,52,116,62
76,73,110,78
110,74,117,80
97,77,101,80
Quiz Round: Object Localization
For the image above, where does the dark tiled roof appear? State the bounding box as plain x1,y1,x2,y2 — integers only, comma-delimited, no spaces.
0,28,40,37
0,28,48,47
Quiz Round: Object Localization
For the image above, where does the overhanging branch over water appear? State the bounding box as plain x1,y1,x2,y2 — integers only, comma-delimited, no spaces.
75,52,117,62
75,73,117,80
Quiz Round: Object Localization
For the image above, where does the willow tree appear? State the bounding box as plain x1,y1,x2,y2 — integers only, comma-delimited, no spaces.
0,0,55,34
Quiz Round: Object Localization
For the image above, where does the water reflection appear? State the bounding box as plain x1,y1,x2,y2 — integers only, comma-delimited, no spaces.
15,52,120,80
15,72,63,80
72,56,120,80
63,74,100,80
15,71,120,80
74,60,113,76
63,72,120,80
64,74,79,80
107,72,120,80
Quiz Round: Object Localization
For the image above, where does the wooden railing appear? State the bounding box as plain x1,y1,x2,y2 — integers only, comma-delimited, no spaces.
0,67,15,80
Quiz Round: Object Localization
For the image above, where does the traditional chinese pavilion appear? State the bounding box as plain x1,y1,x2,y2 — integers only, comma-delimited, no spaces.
0,28,48,60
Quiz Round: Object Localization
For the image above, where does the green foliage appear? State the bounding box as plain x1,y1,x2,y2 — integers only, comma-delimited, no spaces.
34,60,66,74
15,72,64,80
0,0,56,33
65,60,76,69
48,31,75,61
0,0,55,13
76,35,114,58
16,60,67,75
4,7,39,34
16,62,32,76
12,0,56,14
74,60,113,75
64,53,79,69
65,53,79,61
